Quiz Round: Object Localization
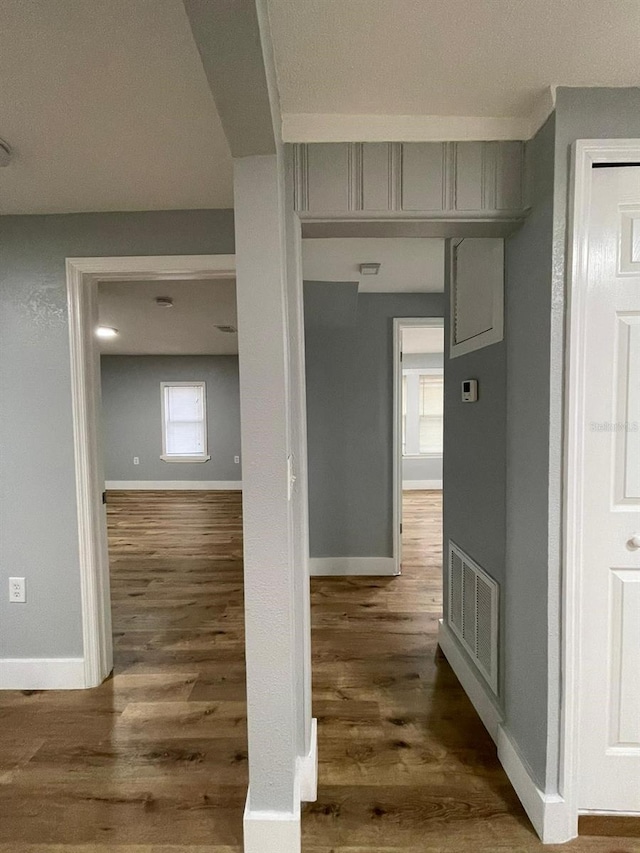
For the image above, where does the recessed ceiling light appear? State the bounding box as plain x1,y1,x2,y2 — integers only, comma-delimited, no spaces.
96,326,119,339
155,297,174,308
359,262,381,275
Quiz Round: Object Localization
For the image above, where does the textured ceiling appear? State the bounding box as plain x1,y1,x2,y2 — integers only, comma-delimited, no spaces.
303,238,444,292
0,0,233,214
98,279,238,355
267,0,640,139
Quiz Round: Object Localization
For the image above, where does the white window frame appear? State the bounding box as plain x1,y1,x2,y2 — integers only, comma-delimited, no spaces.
160,380,211,463
402,367,443,458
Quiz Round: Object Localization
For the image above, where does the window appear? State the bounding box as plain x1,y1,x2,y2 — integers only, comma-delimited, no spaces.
160,381,210,462
418,374,444,454
402,369,443,456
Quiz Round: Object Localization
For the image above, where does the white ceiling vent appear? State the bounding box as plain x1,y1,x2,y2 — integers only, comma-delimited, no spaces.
447,541,498,694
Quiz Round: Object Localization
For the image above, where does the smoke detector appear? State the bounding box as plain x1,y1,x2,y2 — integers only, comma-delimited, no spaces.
215,325,237,333
155,296,174,308
0,139,12,167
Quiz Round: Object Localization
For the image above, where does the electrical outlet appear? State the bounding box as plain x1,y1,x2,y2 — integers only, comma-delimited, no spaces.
234,456,240,464
133,456,140,465
9,577,26,603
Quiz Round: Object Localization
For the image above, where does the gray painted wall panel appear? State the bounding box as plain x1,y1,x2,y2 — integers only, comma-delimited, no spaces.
454,143,484,211
307,143,351,213
101,355,241,482
362,143,392,211
0,210,235,660
401,143,446,211
304,290,445,558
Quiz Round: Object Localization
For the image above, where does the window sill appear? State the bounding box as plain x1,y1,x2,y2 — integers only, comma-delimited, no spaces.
160,454,211,463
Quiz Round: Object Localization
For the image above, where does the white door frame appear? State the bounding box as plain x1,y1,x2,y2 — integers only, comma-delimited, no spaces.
563,139,640,832
392,316,444,575
66,254,236,688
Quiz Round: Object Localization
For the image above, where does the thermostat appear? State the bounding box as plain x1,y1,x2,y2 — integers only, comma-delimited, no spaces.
462,379,478,402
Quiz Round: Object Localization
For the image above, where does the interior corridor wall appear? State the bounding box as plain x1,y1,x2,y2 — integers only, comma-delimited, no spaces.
0,210,235,661
304,289,445,559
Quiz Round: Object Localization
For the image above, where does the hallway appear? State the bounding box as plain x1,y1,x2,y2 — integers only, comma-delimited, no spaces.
0,490,635,850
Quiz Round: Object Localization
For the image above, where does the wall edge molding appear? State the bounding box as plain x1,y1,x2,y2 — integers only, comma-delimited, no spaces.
105,480,242,491
0,658,86,690
402,479,443,490
309,557,398,577
298,717,318,802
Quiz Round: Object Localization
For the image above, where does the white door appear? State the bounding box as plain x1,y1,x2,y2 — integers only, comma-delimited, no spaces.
578,166,640,812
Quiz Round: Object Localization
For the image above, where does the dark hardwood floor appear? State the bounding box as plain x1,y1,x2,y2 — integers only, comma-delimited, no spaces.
0,489,637,851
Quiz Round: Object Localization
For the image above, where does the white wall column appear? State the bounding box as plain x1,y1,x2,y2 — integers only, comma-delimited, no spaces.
235,153,311,852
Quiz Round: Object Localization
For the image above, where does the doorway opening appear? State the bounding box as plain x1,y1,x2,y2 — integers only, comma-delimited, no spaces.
393,318,445,576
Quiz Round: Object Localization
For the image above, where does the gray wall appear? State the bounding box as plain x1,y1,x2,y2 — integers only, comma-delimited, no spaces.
504,115,556,788
304,289,445,558
442,326,507,601
101,355,241,482
0,210,235,660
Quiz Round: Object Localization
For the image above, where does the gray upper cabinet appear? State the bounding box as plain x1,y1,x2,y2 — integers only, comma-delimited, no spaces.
293,141,526,220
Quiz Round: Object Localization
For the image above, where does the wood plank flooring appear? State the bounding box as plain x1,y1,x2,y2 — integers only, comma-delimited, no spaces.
0,489,637,851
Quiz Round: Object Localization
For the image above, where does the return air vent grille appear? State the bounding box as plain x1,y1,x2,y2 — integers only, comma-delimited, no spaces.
447,541,499,694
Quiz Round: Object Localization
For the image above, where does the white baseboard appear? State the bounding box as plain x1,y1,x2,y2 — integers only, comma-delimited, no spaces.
105,480,242,490
498,727,574,844
243,796,300,853
298,718,318,802
402,479,443,490
309,557,398,576
0,658,85,690
438,620,502,743
243,717,318,852
438,620,574,844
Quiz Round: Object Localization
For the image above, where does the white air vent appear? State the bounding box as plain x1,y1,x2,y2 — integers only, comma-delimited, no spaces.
447,541,499,694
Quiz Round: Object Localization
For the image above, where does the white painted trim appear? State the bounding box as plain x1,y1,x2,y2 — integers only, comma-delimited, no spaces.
281,92,556,144
498,727,573,844
563,139,640,835
243,792,300,853
243,716,317,851
402,479,443,490
298,717,318,802
0,658,85,690
105,480,242,490
437,620,502,744
67,255,236,690
309,557,398,577
282,113,532,143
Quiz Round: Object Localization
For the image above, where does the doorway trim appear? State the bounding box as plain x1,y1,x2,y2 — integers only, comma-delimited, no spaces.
563,138,640,835
392,316,444,575
66,254,236,688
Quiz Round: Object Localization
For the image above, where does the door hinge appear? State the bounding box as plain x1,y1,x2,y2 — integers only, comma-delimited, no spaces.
400,523,403,533
102,491,107,505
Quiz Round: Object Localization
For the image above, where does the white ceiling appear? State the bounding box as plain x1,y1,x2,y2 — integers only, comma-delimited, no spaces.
402,326,444,354
267,0,640,141
302,238,444,292
0,0,233,214
98,279,238,355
